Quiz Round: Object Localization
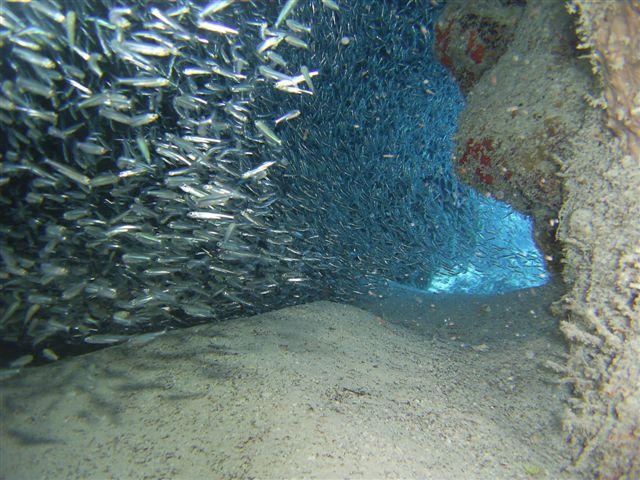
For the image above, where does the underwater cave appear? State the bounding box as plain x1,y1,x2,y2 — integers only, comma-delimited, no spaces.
0,0,638,478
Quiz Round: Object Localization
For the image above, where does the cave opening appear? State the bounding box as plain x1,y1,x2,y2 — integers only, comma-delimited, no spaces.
0,0,553,362
266,0,550,297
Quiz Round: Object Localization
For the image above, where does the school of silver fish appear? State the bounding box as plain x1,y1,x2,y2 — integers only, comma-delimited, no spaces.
1,0,532,367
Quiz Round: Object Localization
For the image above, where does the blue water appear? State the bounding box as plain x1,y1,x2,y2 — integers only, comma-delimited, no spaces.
420,24,549,295
271,0,549,299
426,193,549,294
0,0,549,358
370,3,549,294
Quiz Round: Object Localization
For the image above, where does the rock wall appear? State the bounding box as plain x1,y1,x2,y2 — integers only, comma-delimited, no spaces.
434,0,524,93
436,0,640,477
560,2,640,478
571,1,640,160
437,0,589,270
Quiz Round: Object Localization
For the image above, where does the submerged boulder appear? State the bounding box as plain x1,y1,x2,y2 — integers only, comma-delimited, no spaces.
442,0,640,477
434,0,524,93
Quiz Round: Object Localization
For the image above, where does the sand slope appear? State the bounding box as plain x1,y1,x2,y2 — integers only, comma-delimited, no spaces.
0,295,570,479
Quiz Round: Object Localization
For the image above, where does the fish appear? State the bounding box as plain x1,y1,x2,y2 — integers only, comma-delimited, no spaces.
84,334,132,345
117,76,171,88
187,211,235,221
121,41,177,57
16,77,55,99
300,66,315,92
42,348,59,361
321,0,341,12
285,19,312,34
77,141,109,156
275,0,298,28
129,113,160,127
197,20,239,35
254,120,283,146
199,0,235,19
43,159,91,186
264,50,287,68
12,47,57,69
275,109,301,124
0,0,546,371
241,160,277,179
9,355,34,368
284,34,308,49
257,35,284,54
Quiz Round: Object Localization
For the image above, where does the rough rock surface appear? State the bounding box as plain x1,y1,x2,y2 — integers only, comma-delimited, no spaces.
438,0,640,478
555,107,640,480
571,1,640,160
434,0,525,93
444,1,588,268
559,2,640,478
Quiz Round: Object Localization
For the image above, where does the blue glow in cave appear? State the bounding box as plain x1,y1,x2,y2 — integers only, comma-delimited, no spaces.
426,192,549,294
277,1,551,298
0,0,555,359
394,5,549,296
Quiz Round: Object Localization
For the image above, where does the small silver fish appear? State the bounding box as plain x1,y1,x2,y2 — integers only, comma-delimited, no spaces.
9,355,34,368
275,0,298,28
77,141,109,156
285,19,312,34
255,120,282,146
321,0,341,11
257,35,283,54
275,109,301,124
199,0,235,18
242,161,277,179
12,47,56,69
197,21,239,35
42,348,59,361
127,330,166,346
187,211,235,221
117,76,170,88
84,334,131,345
43,158,90,186
284,34,308,49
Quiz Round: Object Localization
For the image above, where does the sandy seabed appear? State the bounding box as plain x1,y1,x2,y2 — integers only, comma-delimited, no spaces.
0,284,571,479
